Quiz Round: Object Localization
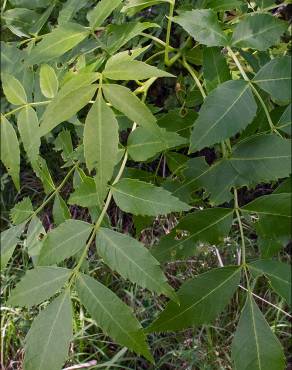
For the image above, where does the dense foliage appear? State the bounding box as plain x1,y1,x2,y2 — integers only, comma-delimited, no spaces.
0,0,291,369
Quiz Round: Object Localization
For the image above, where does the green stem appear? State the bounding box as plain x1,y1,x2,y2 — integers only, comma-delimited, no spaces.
226,46,276,132
233,188,246,266
3,100,51,117
165,0,175,66
140,33,176,51
181,57,207,99
28,162,78,223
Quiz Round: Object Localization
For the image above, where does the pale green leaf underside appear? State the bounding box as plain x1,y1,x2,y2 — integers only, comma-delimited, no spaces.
0,223,25,269
96,227,177,301
26,22,89,65
18,106,41,163
103,59,174,80
10,197,33,225
8,267,70,307
40,64,59,98
76,274,153,362
0,115,20,189
24,291,72,370
84,94,119,204
231,294,285,370
112,178,191,216
2,73,27,105
128,127,187,161
39,73,98,136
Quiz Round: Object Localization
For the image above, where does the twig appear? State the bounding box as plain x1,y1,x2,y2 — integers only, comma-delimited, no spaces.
62,361,97,370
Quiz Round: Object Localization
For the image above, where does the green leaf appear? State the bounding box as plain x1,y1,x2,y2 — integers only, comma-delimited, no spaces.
24,291,72,370
54,129,74,162
39,64,59,98
8,267,70,307
231,14,287,50
17,106,41,163
87,0,123,29
58,0,85,25
38,219,92,266
30,3,55,35
76,274,153,362
2,73,27,105
146,266,241,332
186,134,291,205
102,84,161,135
206,0,242,11
203,47,231,92
112,178,191,216
26,216,45,264
157,109,198,137
242,193,291,240
103,59,174,80
96,227,177,301
232,294,285,370
10,197,33,225
104,22,159,54
121,0,169,15
84,94,119,203
26,22,89,65
189,80,257,152
173,9,229,47
253,56,291,103
165,152,188,174
0,115,20,189
276,104,291,135
249,260,291,305
0,223,25,269
52,194,71,226
32,156,55,194
68,176,100,208
152,208,233,262
39,73,98,136
128,127,187,161
8,0,50,9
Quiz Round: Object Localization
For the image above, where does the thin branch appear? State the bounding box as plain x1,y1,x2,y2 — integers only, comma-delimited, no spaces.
62,360,97,370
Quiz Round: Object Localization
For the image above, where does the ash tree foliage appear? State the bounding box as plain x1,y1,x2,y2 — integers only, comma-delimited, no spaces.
0,0,291,369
